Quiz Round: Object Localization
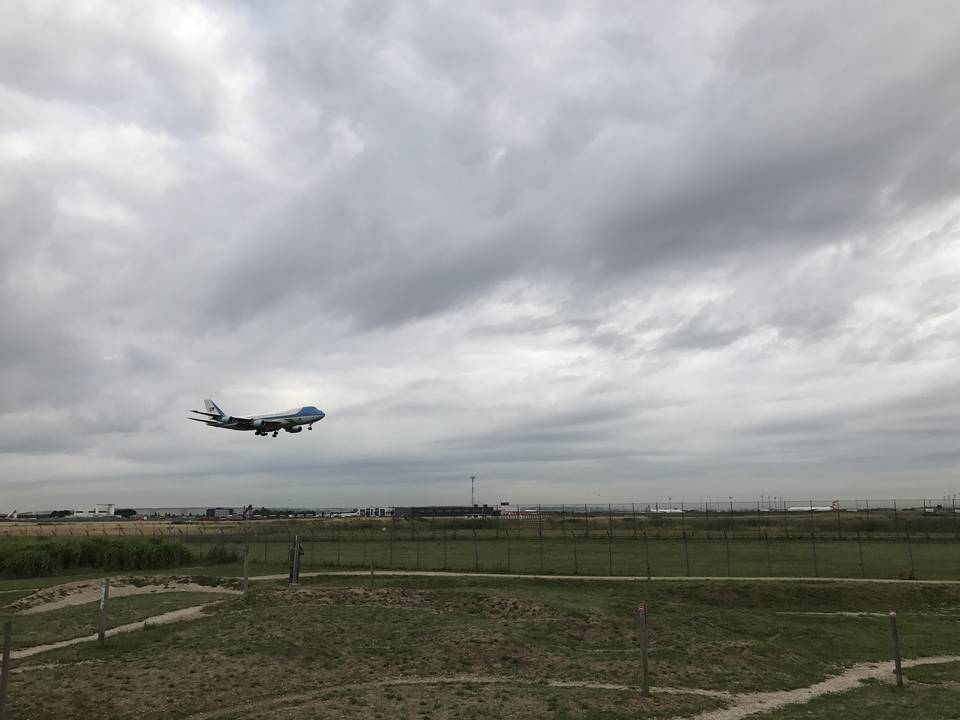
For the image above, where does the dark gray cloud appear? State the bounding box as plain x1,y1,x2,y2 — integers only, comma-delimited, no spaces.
1,1,959,510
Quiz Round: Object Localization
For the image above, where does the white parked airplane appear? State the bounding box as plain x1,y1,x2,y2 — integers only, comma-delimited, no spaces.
189,399,325,437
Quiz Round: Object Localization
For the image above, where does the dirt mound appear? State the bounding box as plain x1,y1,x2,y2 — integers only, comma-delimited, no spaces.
276,586,559,619
10,576,241,614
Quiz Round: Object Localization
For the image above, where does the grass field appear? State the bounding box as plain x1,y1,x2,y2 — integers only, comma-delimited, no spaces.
6,513,960,581
189,534,960,581
2,570,959,719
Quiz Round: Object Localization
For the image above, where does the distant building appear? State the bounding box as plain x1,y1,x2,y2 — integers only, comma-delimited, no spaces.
73,503,115,518
205,507,234,519
393,505,499,518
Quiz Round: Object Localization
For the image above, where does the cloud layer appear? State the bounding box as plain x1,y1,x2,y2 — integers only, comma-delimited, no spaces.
2,1,959,509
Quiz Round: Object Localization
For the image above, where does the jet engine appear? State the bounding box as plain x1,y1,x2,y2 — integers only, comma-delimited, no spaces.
253,419,266,429
285,426,303,433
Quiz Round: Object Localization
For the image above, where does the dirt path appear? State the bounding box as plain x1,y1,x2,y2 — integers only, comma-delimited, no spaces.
11,577,240,615
185,655,960,720
244,570,960,585
10,603,217,659
184,675,733,720
687,654,960,719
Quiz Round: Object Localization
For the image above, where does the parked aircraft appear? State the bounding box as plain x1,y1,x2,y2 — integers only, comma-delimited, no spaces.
189,399,325,437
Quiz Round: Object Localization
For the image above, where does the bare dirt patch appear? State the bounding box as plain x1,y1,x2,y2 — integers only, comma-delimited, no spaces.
275,586,560,620
10,576,240,615
10,603,219,659
687,655,960,720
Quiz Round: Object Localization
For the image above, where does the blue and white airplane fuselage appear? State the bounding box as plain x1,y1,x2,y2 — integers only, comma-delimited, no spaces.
189,399,325,437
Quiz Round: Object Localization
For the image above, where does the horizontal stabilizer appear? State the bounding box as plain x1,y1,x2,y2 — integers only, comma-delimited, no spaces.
190,409,221,417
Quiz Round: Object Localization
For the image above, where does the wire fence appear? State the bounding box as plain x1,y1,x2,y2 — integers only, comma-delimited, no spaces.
2,499,959,580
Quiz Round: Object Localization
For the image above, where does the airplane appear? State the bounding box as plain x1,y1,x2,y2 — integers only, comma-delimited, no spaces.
189,399,325,437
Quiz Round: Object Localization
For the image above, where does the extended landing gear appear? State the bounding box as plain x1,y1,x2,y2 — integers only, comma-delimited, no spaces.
308,424,313,430
272,431,279,438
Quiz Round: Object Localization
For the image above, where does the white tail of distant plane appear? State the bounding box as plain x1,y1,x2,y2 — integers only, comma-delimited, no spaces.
204,399,226,417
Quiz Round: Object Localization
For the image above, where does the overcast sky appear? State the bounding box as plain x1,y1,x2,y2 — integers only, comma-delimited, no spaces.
2,1,959,510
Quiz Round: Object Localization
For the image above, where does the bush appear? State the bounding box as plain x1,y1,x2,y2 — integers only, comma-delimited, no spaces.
0,537,194,578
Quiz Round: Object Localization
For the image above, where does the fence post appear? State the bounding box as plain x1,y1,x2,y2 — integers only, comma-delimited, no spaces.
0,621,11,720
643,531,651,580
414,527,419,570
856,530,865,578
369,560,374,590
584,504,589,540
538,504,544,572
637,606,650,697
473,529,479,571
572,531,579,574
765,531,772,576
905,528,915,579
607,504,614,576
889,612,903,688
290,535,301,586
505,528,511,572
954,496,958,540
243,546,249,594
723,530,731,577
756,500,762,540
442,528,448,570
98,578,110,644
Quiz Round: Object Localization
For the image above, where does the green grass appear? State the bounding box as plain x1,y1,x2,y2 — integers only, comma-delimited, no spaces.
6,575,960,719
0,537,194,577
0,592,229,650
186,534,960,580
754,662,960,719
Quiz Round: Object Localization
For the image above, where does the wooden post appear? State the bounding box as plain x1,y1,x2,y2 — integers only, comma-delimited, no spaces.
889,612,903,687
538,505,544,572
243,546,249,594
473,529,480,571
442,528,448,570
505,528,511,572
905,529,915,579
572,531,579,574
637,606,650,697
764,531,772,576
643,531,651,580
369,560,374,589
682,530,691,576
608,504,614,576
290,535,301,585
0,621,11,720
98,578,110,644
723,529,731,577
856,530,865,578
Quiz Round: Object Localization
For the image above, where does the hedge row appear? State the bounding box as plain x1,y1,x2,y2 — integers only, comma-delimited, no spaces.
0,537,196,577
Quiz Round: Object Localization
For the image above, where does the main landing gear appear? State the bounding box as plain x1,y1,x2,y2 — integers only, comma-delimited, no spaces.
272,431,279,437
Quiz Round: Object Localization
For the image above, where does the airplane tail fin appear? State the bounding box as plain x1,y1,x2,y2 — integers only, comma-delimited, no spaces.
204,399,226,417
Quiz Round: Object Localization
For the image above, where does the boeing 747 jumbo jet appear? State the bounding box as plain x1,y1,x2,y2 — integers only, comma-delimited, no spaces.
189,399,325,437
